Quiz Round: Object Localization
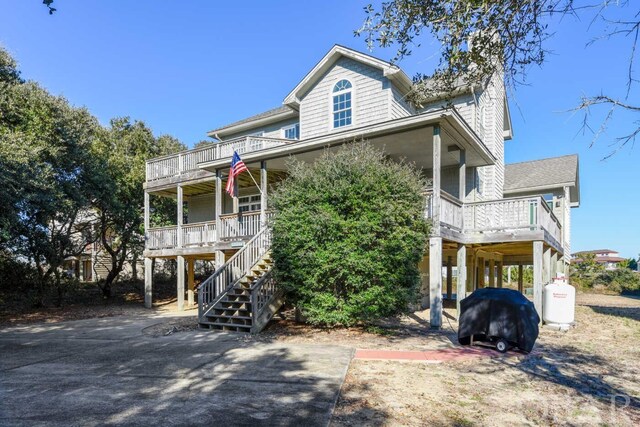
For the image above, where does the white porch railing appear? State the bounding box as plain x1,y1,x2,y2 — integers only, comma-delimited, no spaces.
145,212,274,250
424,192,563,247
425,191,464,232
182,221,217,247
146,136,292,182
147,226,178,250
463,196,563,245
219,211,265,240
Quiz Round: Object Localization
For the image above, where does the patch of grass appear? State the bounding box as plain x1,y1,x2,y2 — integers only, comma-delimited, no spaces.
445,411,475,427
364,325,395,336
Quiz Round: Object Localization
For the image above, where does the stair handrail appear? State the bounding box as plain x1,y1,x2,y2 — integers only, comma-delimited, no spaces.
197,226,272,318
250,269,283,333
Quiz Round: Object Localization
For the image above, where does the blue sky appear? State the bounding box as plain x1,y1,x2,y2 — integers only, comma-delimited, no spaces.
1,1,638,258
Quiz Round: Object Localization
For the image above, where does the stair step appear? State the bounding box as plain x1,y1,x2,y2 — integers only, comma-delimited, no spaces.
198,321,251,333
221,296,250,303
208,318,252,327
207,314,252,320
213,308,251,316
218,301,251,307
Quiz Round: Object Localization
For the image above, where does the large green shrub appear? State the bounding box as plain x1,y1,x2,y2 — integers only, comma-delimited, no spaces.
571,265,640,294
593,269,640,293
270,143,430,326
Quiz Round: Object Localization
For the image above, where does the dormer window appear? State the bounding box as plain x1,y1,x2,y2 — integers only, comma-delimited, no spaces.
332,79,352,128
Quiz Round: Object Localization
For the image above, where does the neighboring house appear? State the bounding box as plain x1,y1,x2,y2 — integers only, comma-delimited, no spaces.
142,45,580,331
571,249,626,270
62,212,142,283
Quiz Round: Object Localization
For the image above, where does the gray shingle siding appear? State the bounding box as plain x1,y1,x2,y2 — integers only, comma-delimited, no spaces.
299,57,392,139
390,84,414,118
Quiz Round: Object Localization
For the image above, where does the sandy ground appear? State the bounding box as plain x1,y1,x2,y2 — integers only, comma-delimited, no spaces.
3,291,638,425
329,293,640,426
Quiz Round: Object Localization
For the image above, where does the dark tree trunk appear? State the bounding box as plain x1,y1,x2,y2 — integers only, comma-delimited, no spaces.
54,270,64,307
132,252,138,281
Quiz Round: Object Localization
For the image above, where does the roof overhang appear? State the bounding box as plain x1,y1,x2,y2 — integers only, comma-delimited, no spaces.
504,178,580,208
283,45,413,108
198,108,496,172
503,96,513,140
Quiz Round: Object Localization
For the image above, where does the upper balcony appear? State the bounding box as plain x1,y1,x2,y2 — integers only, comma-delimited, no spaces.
425,191,564,253
145,135,295,186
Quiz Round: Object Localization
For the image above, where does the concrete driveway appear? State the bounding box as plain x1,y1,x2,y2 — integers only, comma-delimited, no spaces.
0,315,354,426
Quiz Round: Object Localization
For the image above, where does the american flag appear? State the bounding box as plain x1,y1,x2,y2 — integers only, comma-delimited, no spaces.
225,151,248,196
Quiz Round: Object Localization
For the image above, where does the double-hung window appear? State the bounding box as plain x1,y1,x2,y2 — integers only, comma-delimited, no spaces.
283,123,300,140
332,79,352,128
238,194,261,213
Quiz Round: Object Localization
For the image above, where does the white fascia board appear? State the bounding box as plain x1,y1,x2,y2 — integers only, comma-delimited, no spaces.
503,182,578,195
198,109,495,171
503,96,514,141
283,45,412,107
206,109,298,139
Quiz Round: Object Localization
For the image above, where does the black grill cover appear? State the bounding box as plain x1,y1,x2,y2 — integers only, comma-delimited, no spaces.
458,288,540,352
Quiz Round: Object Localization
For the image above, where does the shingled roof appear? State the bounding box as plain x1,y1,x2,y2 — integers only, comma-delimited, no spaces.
504,154,580,204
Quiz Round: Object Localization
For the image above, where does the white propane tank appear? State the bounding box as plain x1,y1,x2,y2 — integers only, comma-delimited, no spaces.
543,274,575,327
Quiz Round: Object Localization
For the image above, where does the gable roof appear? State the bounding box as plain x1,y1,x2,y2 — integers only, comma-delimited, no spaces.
207,106,298,139
504,154,580,205
283,44,413,107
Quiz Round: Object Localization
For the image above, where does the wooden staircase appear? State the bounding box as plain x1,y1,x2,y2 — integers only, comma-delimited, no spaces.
197,227,283,333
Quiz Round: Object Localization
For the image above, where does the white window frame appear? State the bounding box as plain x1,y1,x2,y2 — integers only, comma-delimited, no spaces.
331,79,354,130
282,123,300,140
238,193,261,213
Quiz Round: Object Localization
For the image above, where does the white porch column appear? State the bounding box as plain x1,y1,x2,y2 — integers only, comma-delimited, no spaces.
187,258,195,306
144,190,150,241
431,125,441,236
489,259,495,287
177,185,183,248
260,160,268,227
429,237,443,329
446,256,453,299
497,261,503,288
144,257,153,308
215,250,225,269
177,255,185,311
232,178,239,214
458,148,466,207
215,169,222,239
533,241,544,320
518,262,524,293
456,244,467,318
471,253,477,290
429,124,443,328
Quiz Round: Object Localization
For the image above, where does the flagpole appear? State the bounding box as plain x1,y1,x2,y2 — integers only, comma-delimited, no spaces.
228,150,264,197
246,171,263,196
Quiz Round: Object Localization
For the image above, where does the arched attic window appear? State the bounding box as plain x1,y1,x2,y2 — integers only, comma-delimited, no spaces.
332,79,352,128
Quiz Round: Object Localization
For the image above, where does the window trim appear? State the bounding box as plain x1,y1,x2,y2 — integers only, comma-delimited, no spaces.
330,79,355,130
282,123,300,140
238,193,261,213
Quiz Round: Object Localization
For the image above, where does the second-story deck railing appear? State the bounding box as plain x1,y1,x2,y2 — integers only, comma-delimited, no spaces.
146,135,293,182
145,212,274,250
425,191,464,232
424,191,563,248
182,221,217,247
